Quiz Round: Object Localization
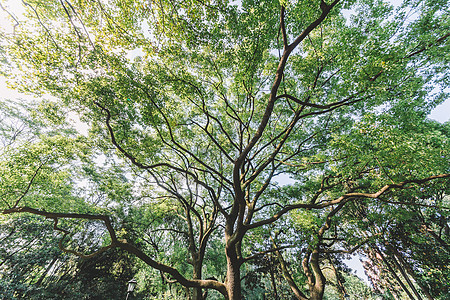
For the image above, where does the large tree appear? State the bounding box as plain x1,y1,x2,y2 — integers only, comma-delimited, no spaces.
0,0,449,299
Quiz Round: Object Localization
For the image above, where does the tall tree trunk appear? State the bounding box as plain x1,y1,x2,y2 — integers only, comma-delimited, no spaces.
385,245,423,300
363,246,402,299
391,254,422,300
192,256,204,300
225,244,242,300
388,245,434,300
421,223,449,250
302,247,326,300
309,248,326,300
269,262,279,299
36,256,59,286
191,287,203,300
373,245,416,300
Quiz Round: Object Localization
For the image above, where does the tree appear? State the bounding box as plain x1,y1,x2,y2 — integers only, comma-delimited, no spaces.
0,0,449,299
358,180,450,300
0,215,138,300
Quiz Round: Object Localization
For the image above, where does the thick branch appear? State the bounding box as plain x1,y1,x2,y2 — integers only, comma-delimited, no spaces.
230,0,340,244
288,0,340,51
248,174,450,229
1,206,228,296
117,242,227,296
2,206,118,259
271,236,308,300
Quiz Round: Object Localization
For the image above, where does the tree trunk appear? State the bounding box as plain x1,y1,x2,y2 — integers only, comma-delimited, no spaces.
36,256,59,286
302,248,326,300
269,260,279,300
309,249,326,300
328,254,348,300
421,223,449,250
374,245,416,300
191,287,203,300
389,245,434,300
386,245,423,300
192,260,204,300
225,245,242,300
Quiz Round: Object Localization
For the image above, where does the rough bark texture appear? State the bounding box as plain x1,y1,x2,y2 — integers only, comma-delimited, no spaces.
225,245,242,300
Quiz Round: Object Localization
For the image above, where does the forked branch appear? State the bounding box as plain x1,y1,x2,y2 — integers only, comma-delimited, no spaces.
2,206,118,259
248,173,450,229
1,206,228,296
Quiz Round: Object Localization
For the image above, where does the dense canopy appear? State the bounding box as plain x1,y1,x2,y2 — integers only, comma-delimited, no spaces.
0,0,449,299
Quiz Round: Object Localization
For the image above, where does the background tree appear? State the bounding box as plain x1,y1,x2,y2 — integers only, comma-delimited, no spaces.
0,0,449,299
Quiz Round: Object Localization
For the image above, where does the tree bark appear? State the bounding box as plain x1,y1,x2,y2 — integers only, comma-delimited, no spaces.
225,244,242,300
421,223,449,250
36,256,59,286
269,260,279,300
309,248,326,300
192,257,204,300
385,245,423,300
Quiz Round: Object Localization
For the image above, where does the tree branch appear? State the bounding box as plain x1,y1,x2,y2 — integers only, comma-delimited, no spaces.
0,2,20,34
280,6,288,49
1,206,228,296
230,1,340,235
324,233,383,254
405,32,450,59
11,158,49,208
247,174,450,229
117,242,227,296
2,206,118,259
242,245,293,263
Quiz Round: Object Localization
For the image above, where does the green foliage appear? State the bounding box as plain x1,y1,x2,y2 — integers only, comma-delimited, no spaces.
0,0,449,299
